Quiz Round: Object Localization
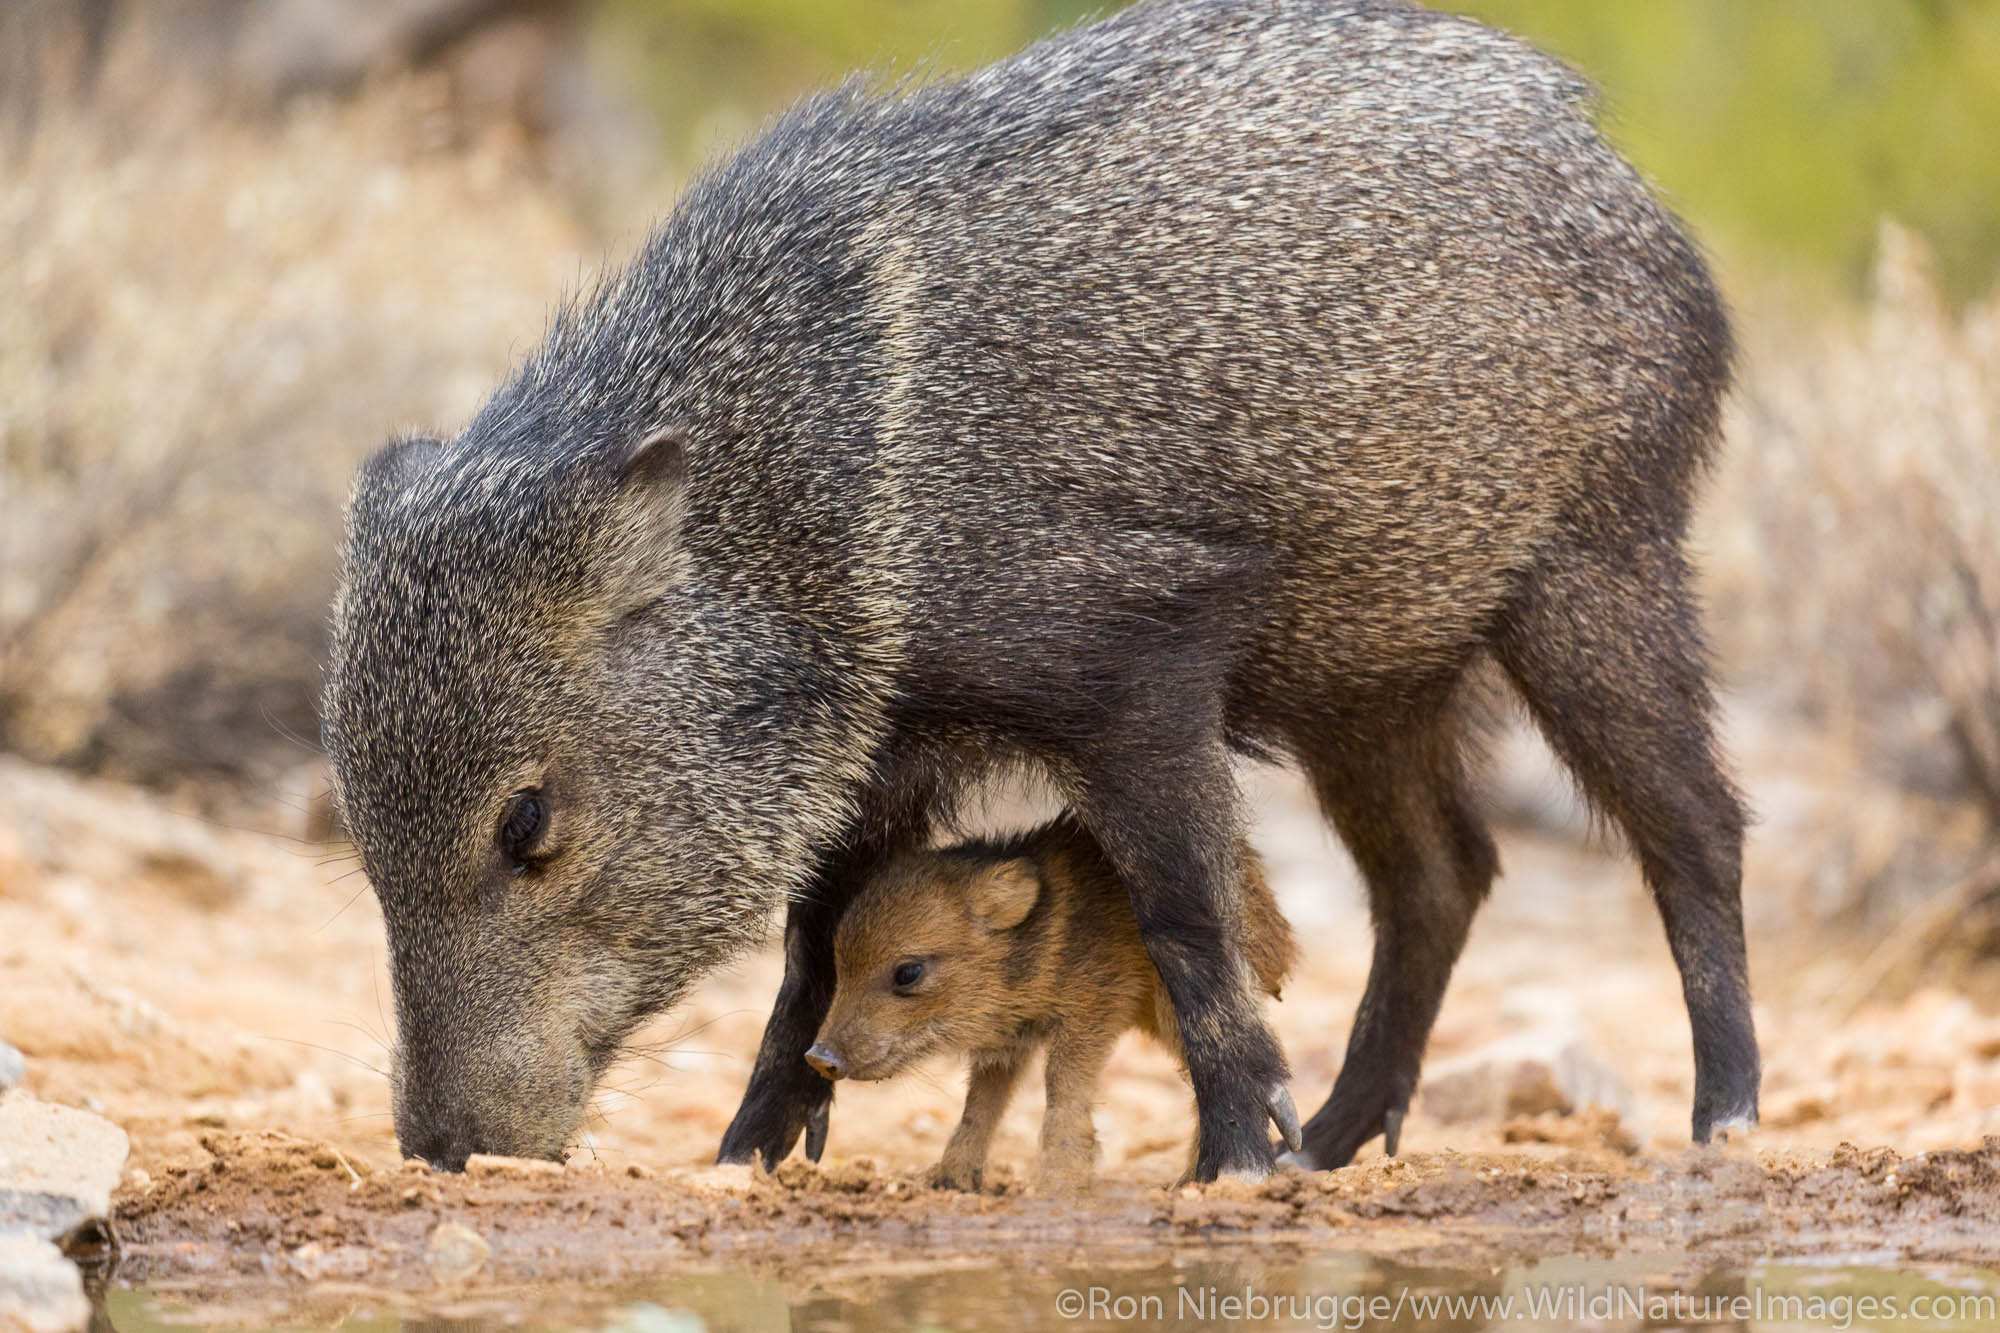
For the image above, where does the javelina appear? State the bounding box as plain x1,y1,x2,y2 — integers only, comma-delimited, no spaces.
323,0,1758,1180
808,817,1299,1191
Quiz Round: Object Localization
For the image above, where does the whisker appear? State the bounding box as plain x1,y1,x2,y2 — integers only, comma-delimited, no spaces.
259,1034,387,1079
323,1018,391,1053
315,879,374,932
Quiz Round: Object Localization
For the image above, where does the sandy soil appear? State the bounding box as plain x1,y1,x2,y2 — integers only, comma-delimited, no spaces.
4,718,2000,1305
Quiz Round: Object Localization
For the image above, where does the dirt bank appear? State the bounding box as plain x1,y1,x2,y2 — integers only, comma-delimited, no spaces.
111,1126,2000,1293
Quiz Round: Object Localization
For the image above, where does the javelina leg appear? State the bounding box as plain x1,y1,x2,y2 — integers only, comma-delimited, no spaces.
935,1046,1027,1192
1495,548,1760,1141
720,814,926,1168
1076,747,1290,1182
716,886,844,1168
1292,718,1498,1170
1038,1026,1120,1193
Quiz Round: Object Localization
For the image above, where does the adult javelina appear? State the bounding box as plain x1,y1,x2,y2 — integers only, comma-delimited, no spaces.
324,0,1758,1178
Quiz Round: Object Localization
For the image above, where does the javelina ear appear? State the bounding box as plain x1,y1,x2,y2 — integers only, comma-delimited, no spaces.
622,422,689,492
968,859,1041,933
349,433,442,516
601,424,693,610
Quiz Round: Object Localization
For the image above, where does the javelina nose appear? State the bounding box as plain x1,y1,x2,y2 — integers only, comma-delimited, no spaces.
399,1116,477,1172
409,1134,474,1173
805,1042,846,1081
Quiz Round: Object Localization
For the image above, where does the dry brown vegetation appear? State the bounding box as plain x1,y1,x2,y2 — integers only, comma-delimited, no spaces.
1,68,1995,943
1,72,595,808
1701,227,2000,951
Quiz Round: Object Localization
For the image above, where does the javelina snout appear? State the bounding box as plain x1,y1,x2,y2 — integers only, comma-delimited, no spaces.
389,1034,591,1171
803,1031,894,1082
385,961,597,1170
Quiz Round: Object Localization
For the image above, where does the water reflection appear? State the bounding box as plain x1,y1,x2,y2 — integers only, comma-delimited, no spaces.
92,1254,2000,1332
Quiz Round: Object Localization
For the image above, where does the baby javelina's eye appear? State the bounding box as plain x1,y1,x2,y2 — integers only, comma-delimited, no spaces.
499,788,550,873
891,960,926,992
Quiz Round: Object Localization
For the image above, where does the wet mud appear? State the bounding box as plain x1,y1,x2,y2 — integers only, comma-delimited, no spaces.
113,1125,2000,1296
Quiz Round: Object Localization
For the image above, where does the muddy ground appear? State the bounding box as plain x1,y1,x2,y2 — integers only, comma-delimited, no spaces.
5,715,2000,1313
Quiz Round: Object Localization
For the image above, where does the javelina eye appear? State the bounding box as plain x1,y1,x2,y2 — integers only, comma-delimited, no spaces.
498,788,549,872
891,960,925,992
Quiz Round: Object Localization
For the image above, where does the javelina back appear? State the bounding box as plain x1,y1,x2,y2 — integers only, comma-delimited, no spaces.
324,0,1757,1179
809,817,1298,1191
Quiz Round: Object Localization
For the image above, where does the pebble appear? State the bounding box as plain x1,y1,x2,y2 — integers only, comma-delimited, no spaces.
601,1302,707,1333
0,1043,22,1094
1420,1030,1637,1133
464,1153,563,1177
424,1221,489,1282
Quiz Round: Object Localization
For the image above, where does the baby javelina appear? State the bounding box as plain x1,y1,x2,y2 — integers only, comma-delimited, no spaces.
808,816,1299,1193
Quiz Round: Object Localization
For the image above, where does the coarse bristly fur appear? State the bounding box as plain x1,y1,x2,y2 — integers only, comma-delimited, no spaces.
324,0,1756,1178
811,817,1298,1192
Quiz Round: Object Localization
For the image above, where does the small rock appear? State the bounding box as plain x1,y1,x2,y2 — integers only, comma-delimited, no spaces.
0,1093,131,1241
287,1242,329,1281
1763,1084,1835,1129
425,1221,489,1282
1420,1033,1636,1132
464,1153,563,1177
0,1234,89,1333
600,1302,708,1333
670,1163,756,1193
0,1044,22,1094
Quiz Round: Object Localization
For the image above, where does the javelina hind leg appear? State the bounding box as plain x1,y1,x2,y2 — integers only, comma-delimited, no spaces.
1495,547,1760,1141
1291,716,1498,1170
1075,744,1290,1182
720,816,929,1168
935,1046,1028,1192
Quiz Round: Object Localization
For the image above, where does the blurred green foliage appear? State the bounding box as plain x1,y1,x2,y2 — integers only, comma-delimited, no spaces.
594,0,2000,299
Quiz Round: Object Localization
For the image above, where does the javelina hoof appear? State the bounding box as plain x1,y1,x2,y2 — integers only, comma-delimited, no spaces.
1194,1092,1282,1182
1703,1109,1758,1145
930,1162,983,1193
1266,1083,1303,1154
717,1080,827,1170
803,1101,829,1163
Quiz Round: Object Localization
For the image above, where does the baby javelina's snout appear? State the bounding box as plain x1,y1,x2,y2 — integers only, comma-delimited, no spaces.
809,815,1299,1193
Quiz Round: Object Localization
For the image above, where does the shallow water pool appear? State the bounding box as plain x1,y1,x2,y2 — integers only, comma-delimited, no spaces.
92,1253,2000,1332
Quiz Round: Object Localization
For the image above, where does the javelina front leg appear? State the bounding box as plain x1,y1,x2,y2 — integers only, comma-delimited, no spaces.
717,885,844,1169
935,1046,1027,1192
1077,749,1290,1182
722,804,933,1168
1037,1026,1120,1193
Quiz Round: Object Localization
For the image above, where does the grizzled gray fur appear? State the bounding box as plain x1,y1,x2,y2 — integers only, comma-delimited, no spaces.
325,0,1756,1178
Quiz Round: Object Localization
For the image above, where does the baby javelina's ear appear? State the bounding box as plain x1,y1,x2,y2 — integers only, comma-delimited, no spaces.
966,859,1041,932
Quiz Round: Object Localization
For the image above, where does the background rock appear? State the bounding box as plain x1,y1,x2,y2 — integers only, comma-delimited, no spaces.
0,1235,89,1333
0,1093,129,1242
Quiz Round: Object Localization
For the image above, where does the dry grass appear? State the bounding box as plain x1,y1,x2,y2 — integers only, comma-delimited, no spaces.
0,69,594,807
2,71,1995,946
1704,224,2000,923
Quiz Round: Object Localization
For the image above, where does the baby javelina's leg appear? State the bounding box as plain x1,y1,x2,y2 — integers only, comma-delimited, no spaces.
934,1045,1028,1191
1039,1024,1122,1193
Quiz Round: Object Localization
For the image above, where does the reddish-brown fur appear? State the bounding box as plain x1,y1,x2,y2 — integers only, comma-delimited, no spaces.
810,816,1295,1191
